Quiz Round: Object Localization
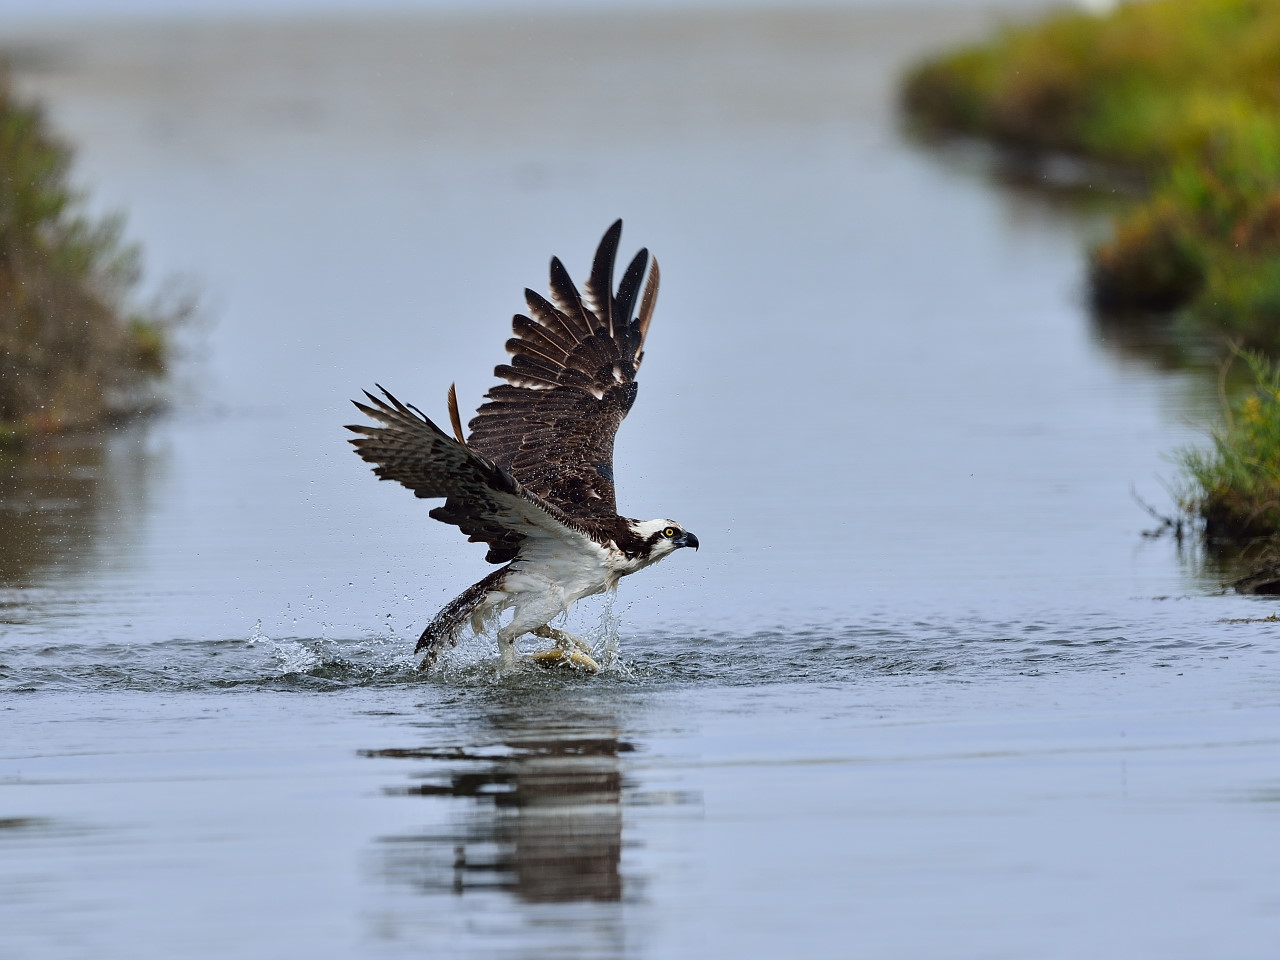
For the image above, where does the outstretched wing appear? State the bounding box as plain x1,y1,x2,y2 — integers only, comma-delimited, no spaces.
346,387,597,564
466,219,660,520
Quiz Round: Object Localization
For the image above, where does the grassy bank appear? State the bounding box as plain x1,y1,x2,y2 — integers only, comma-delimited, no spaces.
1177,348,1280,540
0,71,178,448
903,0,1280,548
903,0,1280,349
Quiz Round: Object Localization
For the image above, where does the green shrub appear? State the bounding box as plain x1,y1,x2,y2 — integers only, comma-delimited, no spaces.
902,0,1280,348
1179,348,1280,538
905,0,1280,539
1090,196,1205,311
0,71,178,439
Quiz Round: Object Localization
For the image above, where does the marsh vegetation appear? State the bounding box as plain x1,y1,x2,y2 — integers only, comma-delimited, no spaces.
1176,348,1280,539
904,0,1280,348
0,71,180,448
903,0,1280,546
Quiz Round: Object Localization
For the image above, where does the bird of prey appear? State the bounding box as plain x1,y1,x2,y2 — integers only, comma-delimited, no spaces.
347,221,698,672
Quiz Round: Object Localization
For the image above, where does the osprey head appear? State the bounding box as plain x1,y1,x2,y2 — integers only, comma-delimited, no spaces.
626,518,700,563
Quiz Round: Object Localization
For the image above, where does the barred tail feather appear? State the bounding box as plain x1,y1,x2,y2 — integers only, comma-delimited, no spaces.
414,566,509,668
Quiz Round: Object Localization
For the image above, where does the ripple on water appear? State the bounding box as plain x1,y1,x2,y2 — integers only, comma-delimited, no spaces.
0,611,1267,694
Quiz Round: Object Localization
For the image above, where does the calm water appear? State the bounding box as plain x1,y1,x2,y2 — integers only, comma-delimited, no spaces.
3,5,1280,958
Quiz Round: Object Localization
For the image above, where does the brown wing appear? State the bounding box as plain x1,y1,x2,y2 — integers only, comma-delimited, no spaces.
346,387,597,564
465,219,660,520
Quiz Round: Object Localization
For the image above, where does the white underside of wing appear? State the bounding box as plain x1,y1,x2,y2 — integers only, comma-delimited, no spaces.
467,488,632,642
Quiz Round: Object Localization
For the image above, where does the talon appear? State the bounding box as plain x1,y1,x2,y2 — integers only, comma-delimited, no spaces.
529,649,600,673
533,624,592,654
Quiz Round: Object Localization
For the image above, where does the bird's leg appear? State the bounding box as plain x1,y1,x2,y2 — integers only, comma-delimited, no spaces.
496,628,519,669
534,624,592,654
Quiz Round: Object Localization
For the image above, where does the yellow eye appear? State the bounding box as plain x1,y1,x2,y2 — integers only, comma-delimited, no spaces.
663,527,677,538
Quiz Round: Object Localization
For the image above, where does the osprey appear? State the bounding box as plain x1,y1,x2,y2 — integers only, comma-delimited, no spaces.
347,221,698,671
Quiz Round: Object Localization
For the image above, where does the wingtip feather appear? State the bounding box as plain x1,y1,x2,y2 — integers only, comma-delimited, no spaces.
637,256,660,346
588,220,623,337
447,383,467,445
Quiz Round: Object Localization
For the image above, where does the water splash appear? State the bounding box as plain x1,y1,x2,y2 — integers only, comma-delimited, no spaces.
590,590,638,679
2,607,1272,694
247,619,323,673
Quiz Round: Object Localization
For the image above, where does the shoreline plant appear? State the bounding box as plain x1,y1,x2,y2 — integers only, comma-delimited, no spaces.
1177,346,1280,541
903,0,1280,548
902,0,1280,351
0,69,181,449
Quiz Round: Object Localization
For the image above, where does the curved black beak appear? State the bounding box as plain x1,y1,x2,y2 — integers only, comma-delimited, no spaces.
678,530,699,551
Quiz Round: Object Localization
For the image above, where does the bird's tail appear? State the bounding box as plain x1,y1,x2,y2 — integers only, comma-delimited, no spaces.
415,566,509,668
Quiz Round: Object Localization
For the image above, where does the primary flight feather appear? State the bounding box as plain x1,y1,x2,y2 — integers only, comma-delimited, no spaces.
347,220,697,670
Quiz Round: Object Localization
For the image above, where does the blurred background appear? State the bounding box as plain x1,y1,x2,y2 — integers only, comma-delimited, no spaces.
0,0,1211,642
3,2,1278,958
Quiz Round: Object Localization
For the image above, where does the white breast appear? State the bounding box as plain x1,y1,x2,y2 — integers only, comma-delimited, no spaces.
511,531,617,601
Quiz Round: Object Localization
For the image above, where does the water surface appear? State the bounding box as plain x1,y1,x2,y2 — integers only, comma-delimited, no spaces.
2,5,1279,958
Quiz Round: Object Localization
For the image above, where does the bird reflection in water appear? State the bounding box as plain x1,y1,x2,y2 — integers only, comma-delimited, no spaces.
365,716,633,904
